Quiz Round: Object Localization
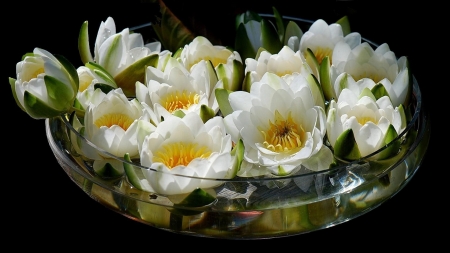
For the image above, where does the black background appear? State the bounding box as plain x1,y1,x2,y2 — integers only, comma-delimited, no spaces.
5,0,437,249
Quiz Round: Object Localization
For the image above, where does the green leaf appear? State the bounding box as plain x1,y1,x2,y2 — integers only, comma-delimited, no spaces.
272,7,284,42
359,87,377,101
334,129,361,161
284,21,303,46
336,16,351,36
151,0,195,53
261,19,282,55
215,88,233,116
114,54,159,97
78,21,93,64
235,23,257,61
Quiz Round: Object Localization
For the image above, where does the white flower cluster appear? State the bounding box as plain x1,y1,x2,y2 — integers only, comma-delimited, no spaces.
10,14,410,196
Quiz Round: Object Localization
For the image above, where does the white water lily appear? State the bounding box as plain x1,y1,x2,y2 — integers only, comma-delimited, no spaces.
299,19,361,78
11,47,78,119
136,57,221,120
224,72,333,175
243,45,325,108
80,88,146,176
75,65,117,110
326,88,406,160
139,112,233,195
330,42,410,107
175,36,244,91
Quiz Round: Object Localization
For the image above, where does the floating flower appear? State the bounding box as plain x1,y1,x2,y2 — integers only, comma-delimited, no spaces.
136,57,221,122
79,88,146,177
10,47,78,119
78,16,161,97
326,88,406,161
175,36,244,91
326,42,410,107
139,112,234,195
299,18,361,78
224,72,333,175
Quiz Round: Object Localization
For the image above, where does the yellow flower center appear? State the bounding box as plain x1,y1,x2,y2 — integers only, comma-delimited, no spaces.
189,56,227,70
160,90,200,113
153,142,212,169
94,113,134,131
351,71,383,83
78,75,94,92
312,47,333,65
261,111,304,152
25,67,45,82
357,116,376,126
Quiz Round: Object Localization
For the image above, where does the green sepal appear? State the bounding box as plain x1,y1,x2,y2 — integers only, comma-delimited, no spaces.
230,138,244,177
261,19,282,55
215,88,233,116
319,56,333,101
336,16,351,36
23,92,63,119
304,48,320,83
123,153,145,191
375,124,400,160
78,21,94,64
114,54,159,97
44,75,75,110
216,60,244,92
306,73,326,109
85,61,117,87
398,104,407,130
94,83,116,94
72,98,86,119
9,77,26,112
68,110,84,154
359,87,377,101
200,104,215,123
334,128,361,161
170,188,216,216
172,110,186,118
94,161,123,179
54,54,79,92
371,83,389,100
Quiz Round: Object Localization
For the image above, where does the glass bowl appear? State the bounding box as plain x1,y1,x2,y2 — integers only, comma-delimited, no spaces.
45,15,431,239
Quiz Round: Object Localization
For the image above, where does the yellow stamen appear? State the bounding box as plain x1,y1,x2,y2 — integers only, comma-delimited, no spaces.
160,90,200,113
153,142,212,169
261,111,304,152
357,116,376,126
95,113,134,131
313,47,333,65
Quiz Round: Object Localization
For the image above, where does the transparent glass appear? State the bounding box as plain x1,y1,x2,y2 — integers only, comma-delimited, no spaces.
45,15,431,239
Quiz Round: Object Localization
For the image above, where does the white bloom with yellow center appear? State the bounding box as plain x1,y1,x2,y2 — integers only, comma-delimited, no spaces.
81,88,145,175
136,57,220,117
176,36,244,91
299,19,361,65
224,72,333,175
13,47,78,119
75,66,116,110
326,88,406,160
139,112,233,195
331,42,409,107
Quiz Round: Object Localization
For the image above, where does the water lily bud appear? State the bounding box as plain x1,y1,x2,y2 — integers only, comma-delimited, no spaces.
11,47,78,119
